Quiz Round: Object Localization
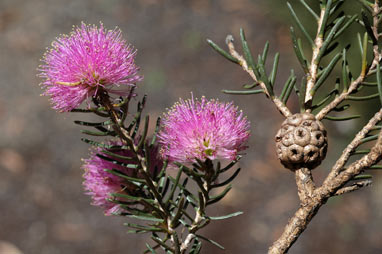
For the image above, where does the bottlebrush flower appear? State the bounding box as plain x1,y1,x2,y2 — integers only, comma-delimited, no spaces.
38,22,142,112
82,141,162,215
158,96,250,164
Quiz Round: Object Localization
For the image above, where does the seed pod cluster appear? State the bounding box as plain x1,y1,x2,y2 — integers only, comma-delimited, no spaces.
275,112,327,170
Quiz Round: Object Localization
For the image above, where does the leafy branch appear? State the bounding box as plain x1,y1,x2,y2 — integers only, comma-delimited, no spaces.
72,89,243,253
208,0,382,253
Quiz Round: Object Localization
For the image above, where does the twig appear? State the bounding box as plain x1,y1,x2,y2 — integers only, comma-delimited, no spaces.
267,2,382,254
304,7,326,106
225,36,292,118
268,127,382,254
316,2,382,120
97,89,172,223
324,108,382,183
372,0,382,68
334,180,372,196
180,164,214,253
268,109,382,254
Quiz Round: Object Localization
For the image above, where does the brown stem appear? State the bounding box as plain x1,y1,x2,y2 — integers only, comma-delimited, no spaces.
334,180,372,196
295,168,315,205
225,36,292,118
268,127,382,254
304,8,325,106
268,198,323,254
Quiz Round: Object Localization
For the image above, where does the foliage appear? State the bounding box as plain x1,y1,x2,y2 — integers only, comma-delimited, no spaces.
39,0,382,253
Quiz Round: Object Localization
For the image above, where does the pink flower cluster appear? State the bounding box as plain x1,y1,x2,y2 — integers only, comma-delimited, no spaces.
158,96,250,164
39,23,142,112
82,142,162,215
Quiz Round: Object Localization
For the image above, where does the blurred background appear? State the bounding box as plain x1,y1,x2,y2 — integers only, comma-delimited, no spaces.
0,0,381,253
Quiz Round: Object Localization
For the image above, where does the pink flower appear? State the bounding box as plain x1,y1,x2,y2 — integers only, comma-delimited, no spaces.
82,141,162,215
39,22,142,112
158,96,250,164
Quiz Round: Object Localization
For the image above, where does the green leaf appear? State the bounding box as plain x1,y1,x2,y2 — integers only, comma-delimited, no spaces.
168,176,198,205
74,120,112,126
357,33,364,55
175,163,204,178
170,197,185,228
290,27,309,72
361,32,369,76
332,104,350,112
377,63,382,105
346,93,379,101
270,53,280,86
261,41,270,64
207,185,232,205
324,115,361,121
222,89,263,95
360,134,379,144
96,154,138,168
150,117,161,146
287,2,314,45
198,191,205,213
127,229,147,234
105,169,146,183
195,234,225,250
280,70,296,102
145,243,157,253
71,108,93,113
151,236,174,252
211,168,241,188
156,160,168,180
111,193,155,204
298,77,307,112
206,39,240,64
312,88,338,109
316,15,345,62
357,0,373,12
80,138,115,148
329,0,344,15
209,211,243,220
239,28,257,73
318,0,333,37
137,115,149,150
190,239,202,254
352,174,373,180
351,149,370,155
282,76,296,104
361,11,378,45
71,108,109,117
322,42,339,57
311,52,342,95
242,82,258,89
342,47,350,91
127,215,164,222
121,207,158,217
80,129,115,136
101,149,133,161
257,54,274,96
159,177,170,197
334,14,357,40
124,223,163,232
361,81,377,86
218,157,240,173
369,165,382,169
299,0,319,20
165,166,183,204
